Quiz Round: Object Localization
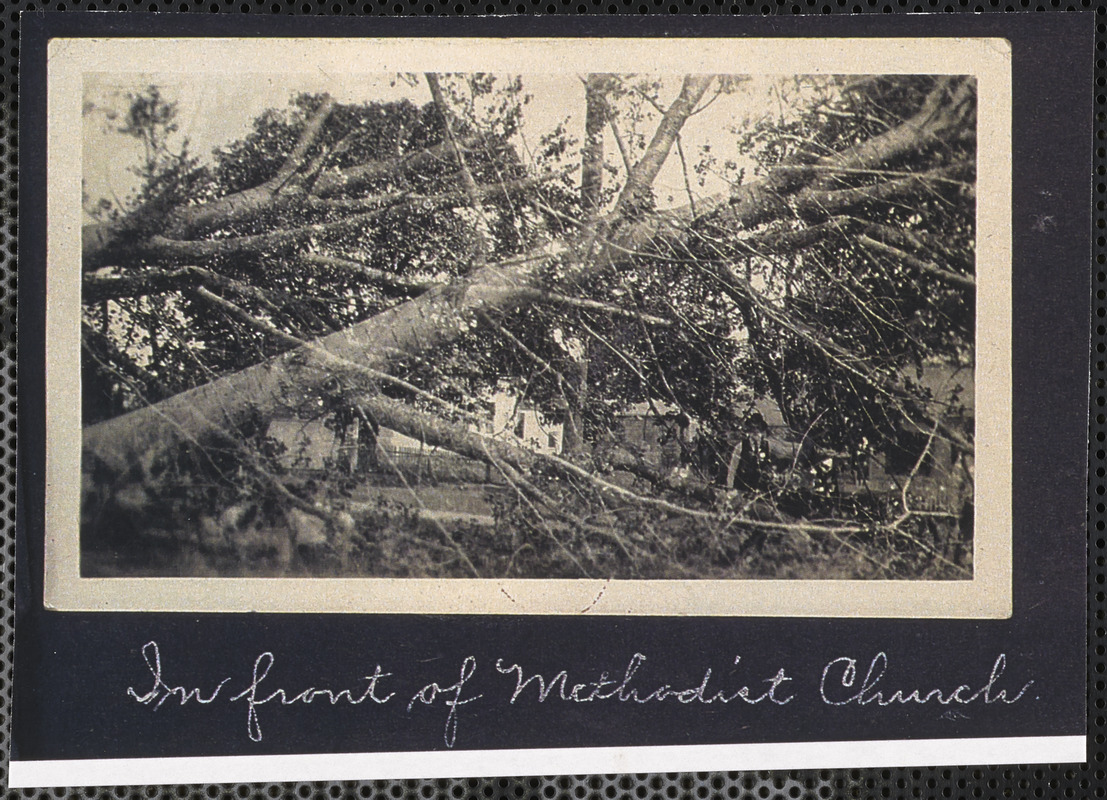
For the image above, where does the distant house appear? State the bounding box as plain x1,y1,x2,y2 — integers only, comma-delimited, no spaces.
490,393,563,455
266,417,344,472
859,361,974,505
734,362,974,503
377,427,435,454
614,401,695,472
604,363,973,508
265,389,564,479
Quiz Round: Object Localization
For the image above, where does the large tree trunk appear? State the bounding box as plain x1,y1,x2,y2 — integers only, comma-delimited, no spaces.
83,76,715,476
580,74,611,220
83,77,972,481
562,74,612,457
425,72,490,264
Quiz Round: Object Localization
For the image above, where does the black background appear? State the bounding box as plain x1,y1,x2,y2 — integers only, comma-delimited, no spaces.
12,12,1092,767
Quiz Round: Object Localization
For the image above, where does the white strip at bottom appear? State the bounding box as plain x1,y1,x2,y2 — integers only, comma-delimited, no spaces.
8,736,1086,788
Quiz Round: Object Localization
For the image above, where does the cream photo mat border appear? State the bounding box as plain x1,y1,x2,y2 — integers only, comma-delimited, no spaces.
43,36,1013,615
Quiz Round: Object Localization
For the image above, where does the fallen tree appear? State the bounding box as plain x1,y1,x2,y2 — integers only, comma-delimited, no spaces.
80,73,977,579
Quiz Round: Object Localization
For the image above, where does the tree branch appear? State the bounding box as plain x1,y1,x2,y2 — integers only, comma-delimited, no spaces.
426,73,491,264
267,95,336,191
190,286,304,349
608,117,633,175
719,76,975,229
84,265,283,309
91,171,569,270
302,253,433,298
82,132,501,267
83,82,973,481
857,234,976,291
707,263,973,452
615,75,715,215
425,75,484,209
312,134,493,198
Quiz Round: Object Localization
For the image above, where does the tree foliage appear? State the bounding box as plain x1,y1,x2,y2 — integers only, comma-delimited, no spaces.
80,73,977,580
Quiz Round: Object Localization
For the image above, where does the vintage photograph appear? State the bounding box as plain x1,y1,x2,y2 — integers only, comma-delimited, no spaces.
20,20,1089,792
78,68,978,583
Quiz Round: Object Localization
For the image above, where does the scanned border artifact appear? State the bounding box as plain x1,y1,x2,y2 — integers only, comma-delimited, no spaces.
46,36,1012,614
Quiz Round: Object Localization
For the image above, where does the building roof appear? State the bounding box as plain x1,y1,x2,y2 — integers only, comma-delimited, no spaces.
616,401,682,418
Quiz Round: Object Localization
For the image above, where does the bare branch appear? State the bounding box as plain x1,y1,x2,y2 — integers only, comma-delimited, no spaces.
302,253,433,297
81,133,500,267
857,234,975,290
608,117,633,175
84,265,283,310
615,75,715,214
91,170,569,271
674,135,697,216
706,263,973,452
267,95,336,191
313,134,494,199
426,72,491,263
190,286,303,349
517,288,673,329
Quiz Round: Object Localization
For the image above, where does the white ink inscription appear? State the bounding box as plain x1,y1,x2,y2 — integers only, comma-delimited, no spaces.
495,653,795,706
819,653,1034,707
128,641,395,742
127,641,230,709
126,642,1037,748
230,650,396,741
406,656,483,747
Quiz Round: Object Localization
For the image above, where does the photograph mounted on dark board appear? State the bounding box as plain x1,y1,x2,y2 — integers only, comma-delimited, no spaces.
44,36,1012,614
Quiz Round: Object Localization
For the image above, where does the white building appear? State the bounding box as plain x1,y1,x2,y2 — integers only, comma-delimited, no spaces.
489,392,563,455
265,389,563,473
266,417,342,471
